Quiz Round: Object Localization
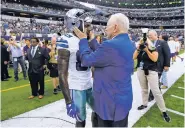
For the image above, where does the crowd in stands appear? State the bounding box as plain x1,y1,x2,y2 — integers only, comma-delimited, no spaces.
1,16,184,36
1,17,184,45
2,1,184,18
1,18,65,36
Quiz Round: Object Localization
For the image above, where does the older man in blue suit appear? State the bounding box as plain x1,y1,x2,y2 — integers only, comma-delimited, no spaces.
74,13,134,127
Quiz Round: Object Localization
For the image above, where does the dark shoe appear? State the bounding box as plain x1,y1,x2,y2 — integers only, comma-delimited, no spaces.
91,112,98,127
2,79,9,81
53,88,58,94
57,85,61,91
7,76,12,78
14,79,18,82
76,120,85,127
138,105,147,110
148,96,154,102
163,112,171,122
181,58,184,62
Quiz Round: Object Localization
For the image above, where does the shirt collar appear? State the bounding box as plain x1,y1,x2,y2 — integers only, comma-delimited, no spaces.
153,40,158,46
112,33,128,39
32,45,38,50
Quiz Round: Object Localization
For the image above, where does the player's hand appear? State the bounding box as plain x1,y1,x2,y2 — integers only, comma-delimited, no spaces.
73,27,87,39
66,102,83,122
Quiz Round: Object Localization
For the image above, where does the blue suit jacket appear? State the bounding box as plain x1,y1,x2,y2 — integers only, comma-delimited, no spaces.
79,33,134,121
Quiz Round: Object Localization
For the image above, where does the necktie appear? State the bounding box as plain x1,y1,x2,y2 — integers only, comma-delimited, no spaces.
31,47,35,58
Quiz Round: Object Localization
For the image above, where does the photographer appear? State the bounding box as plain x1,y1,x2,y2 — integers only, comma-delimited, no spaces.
133,37,171,122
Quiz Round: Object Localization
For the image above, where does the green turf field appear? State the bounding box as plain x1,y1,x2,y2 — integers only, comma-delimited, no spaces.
1,69,63,121
134,74,184,127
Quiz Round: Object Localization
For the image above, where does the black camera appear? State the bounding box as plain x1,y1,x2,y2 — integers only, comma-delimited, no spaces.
139,28,148,50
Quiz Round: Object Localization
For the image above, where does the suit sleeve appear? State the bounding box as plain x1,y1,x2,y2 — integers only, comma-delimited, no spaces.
79,38,112,67
162,41,171,67
43,48,50,65
57,49,72,105
89,38,100,51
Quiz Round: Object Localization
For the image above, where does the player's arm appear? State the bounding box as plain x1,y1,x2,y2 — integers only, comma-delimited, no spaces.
57,49,72,104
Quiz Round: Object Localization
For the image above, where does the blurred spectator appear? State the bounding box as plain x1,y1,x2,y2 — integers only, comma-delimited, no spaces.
7,37,27,82
48,43,60,94
168,36,176,64
23,38,31,70
1,38,11,81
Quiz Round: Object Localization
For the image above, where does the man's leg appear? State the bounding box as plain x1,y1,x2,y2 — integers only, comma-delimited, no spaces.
147,71,167,112
148,72,162,102
38,70,45,96
18,57,27,79
113,113,129,127
28,73,38,96
1,63,6,80
96,113,113,127
86,88,98,127
13,58,19,81
137,68,149,108
4,64,10,78
71,89,86,127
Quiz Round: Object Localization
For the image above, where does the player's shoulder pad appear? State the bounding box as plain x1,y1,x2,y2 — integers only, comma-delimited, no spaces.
56,36,69,49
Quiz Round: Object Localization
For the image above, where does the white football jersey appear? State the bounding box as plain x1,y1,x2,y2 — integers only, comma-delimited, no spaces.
56,33,92,90
168,41,176,53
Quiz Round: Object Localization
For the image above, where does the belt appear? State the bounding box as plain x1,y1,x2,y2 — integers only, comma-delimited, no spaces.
13,56,22,58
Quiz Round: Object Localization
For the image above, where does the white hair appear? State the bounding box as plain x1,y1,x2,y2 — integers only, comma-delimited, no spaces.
149,30,158,36
111,13,129,32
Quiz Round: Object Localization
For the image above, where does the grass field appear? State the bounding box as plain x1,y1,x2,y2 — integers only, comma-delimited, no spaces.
1,69,63,121
134,74,184,127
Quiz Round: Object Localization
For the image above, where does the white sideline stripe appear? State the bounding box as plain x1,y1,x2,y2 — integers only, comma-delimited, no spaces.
171,95,185,100
178,87,185,90
167,108,185,117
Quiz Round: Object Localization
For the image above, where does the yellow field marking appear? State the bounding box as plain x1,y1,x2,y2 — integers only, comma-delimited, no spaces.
1,79,51,92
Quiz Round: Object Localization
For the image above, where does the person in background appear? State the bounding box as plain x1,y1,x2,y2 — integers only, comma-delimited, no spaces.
1,38,10,81
133,38,171,122
48,43,60,94
43,40,51,53
3,40,11,79
158,35,169,89
168,36,177,64
175,37,184,62
129,34,136,50
7,37,27,82
95,35,103,44
148,30,170,102
25,37,50,99
23,38,31,70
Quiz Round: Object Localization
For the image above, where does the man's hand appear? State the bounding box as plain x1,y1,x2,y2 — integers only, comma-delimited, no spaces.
164,66,169,71
73,27,87,39
4,61,8,65
66,102,83,122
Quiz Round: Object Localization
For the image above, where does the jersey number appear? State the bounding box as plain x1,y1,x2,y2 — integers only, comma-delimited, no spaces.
64,33,73,38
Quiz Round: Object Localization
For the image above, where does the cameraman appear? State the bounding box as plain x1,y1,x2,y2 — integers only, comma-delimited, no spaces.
133,38,171,122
